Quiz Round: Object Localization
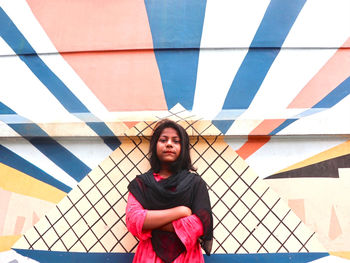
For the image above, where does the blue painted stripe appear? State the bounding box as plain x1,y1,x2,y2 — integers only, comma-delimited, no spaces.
223,48,281,110
85,122,120,150
212,120,234,135
223,0,306,110
313,76,350,108
214,0,306,134
269,76,350,134
0,102,90,182
250,0,307,48
153,49,200,109
296,108,326,118
0,145,71,193
269,118,298,135
0,102,16,114
0,8,120,150
14,250,134,263
205,253,328,263
144,0,207,110
144,0,207,49
14,250,328,263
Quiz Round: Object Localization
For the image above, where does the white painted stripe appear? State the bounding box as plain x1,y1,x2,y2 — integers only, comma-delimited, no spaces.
1,35,115,162
1,137,77,188
55,138,113,169
226,119,263,136
200,0,271,48
38,53,111,120
0,37,15,56
0,249,39,263
2,0,113,120
193,0,270,119
310,255,350,263
193,49,248,119
0,122,19,137
227,48,337,135
244,136,348,178
0,53,113,169
225,137,248,152
1,0,57,55
0,52,80,124
283,0,350,48
279,94,350,135
0,53,113,168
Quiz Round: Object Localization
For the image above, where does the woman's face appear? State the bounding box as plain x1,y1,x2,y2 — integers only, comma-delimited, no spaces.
156,127,181,164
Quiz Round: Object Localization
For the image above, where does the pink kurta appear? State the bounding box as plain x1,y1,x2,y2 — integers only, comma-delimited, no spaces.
126,175,205,263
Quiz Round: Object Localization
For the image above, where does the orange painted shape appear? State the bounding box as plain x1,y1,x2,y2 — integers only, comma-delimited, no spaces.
288,199,306,223
124,121,140,129
249,119,287,135
27,0,167,112
14,216,25,235
288,37,350,108
32,211,39,225
236,119,285,159
0,235,21,252
329,206,342,240
62,51,167,111
236,136,271,160
26,0,154,51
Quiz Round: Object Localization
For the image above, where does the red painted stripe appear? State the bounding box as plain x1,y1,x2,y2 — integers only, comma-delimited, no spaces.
236,135,271,160
288,37,350,108
61,51,167,111
27,0,167,111
26,0,154,51
249,119,286,135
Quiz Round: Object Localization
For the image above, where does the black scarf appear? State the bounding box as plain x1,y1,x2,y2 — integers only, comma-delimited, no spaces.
128,170,213,263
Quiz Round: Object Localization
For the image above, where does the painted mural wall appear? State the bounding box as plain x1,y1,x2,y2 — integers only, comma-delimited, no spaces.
0,0,349,262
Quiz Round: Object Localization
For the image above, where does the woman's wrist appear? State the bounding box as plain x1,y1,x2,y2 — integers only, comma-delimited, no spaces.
159,222,175,232
175,206,192,217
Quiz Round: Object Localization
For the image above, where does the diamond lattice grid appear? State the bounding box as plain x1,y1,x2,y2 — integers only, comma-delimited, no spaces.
13,106,324,254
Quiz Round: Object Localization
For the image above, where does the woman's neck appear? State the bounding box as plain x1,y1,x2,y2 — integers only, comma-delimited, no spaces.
159,166,172,179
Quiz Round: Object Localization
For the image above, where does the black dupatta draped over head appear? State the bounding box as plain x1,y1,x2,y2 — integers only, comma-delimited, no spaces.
128,170,213,263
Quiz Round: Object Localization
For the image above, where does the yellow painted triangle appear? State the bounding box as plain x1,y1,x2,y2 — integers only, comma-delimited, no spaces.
276,139,350,174
330,251,350,260
0,163,66,204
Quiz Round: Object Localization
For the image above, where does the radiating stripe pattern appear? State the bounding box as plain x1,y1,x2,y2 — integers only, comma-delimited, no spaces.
1,4,123,253
1,0,350,262
0,8,120,150
0,5,121,190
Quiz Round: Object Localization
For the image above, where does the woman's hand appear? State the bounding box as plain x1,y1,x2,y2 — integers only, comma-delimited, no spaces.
158,206,191,232
176,206,192,217
142,206,192,230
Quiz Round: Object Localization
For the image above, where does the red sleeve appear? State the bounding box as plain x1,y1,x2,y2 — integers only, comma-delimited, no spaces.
172,214,203,251
125,193,152,241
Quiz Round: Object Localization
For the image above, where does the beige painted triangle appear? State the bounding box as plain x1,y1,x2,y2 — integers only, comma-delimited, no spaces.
288,199,306,223
329,206,342,240
13,105,326,254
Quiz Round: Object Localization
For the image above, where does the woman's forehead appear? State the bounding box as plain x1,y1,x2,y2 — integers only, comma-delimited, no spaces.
159,127,179,137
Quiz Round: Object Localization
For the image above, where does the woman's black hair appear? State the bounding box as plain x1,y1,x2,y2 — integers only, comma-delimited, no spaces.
149,119,196,174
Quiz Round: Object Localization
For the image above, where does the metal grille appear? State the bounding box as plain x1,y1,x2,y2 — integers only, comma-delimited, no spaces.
13,105,324,253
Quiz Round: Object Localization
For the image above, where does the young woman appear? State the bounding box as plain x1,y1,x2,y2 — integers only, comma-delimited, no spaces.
126,119,213,263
